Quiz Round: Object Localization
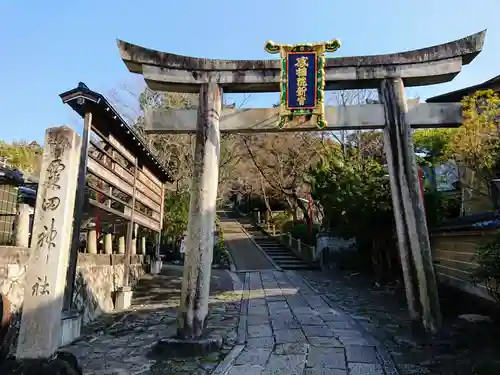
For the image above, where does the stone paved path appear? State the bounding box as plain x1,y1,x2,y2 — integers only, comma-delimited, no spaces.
228,270,398,375
62,265,400,374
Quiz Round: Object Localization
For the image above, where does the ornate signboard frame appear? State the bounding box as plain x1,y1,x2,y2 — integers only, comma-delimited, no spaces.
264,39,341,129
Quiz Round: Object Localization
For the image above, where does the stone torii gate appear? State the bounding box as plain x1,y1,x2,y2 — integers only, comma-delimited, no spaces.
117,30,485,337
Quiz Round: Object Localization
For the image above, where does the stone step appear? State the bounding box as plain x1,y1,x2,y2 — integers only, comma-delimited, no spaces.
270,256,301,260
261,249,292,253
280,264,319,270
275,260,306,264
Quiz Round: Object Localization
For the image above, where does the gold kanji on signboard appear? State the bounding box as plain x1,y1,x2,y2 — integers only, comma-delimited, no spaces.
264,39,341,129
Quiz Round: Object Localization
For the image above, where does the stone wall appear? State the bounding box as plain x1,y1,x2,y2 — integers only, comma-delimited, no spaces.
316,233,356,254
73,254,146,324
0,247,146,324
0,247,29,313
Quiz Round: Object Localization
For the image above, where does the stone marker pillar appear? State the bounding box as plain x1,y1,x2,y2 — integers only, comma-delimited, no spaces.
16,126,81,359
177,83,221,340
86,225,97,254
118,235,125,254
15,203,32,247
380,77,442,333
104,233,113,254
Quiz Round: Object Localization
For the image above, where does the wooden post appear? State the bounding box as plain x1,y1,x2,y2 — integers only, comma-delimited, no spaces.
63,111,91,311
123,159,138,287
16,126,81,359
177,83,221,339
116,159,138,310
158,182,165,259
380,77,442,333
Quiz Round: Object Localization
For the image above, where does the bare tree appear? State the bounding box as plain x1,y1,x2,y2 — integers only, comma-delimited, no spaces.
241,132,325,228
108,83,243,195
327,89,378,153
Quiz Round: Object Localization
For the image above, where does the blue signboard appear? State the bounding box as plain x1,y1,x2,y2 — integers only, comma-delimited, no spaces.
286,52,317,109
264,39,341,129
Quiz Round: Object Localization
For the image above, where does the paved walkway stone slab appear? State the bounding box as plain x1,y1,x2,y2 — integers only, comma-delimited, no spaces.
326,321,353,329
305,368,347,375
247,315,271,326
247,324,273,338
246,337,275,348
270,317,300,330
234,347,272,366
302,325,335,337
345,345,379,363
295,314,324,326
227,364,265,375
274,329,307,344
348,362,385,375
306,347,346,369
339,337,371,346
274,343,310,355
262,354,307,375
308,336,343,347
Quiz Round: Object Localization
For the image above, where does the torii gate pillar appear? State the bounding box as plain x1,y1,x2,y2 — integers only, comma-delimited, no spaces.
177,83,221,338
380,77,441,332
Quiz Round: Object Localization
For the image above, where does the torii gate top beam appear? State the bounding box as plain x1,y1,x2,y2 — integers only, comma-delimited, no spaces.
117,31,486,93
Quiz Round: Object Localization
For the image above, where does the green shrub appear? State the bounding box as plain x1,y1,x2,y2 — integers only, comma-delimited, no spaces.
213,240,230,267
471,235,500,303
281,220,297,234
282,221,320,245
424,191,462,227
270,211,291,227
212,228,230,267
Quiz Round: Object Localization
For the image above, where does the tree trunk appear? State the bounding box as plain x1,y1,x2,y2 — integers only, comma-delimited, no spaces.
371,233,386,285
259,175,272,217
296,197,313,235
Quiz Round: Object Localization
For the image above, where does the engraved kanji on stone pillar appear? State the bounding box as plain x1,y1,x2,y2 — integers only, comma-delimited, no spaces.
16,126,81,359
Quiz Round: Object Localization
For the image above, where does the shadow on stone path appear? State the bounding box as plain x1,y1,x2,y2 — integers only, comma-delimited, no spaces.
299,269,500,375
63,265,241,375
61,243,500,374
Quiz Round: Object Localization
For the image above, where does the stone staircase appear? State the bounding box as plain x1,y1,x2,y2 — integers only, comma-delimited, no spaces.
244,228,319,271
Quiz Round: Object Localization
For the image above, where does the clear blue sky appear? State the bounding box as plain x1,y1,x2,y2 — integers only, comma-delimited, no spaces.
0,0,498,143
